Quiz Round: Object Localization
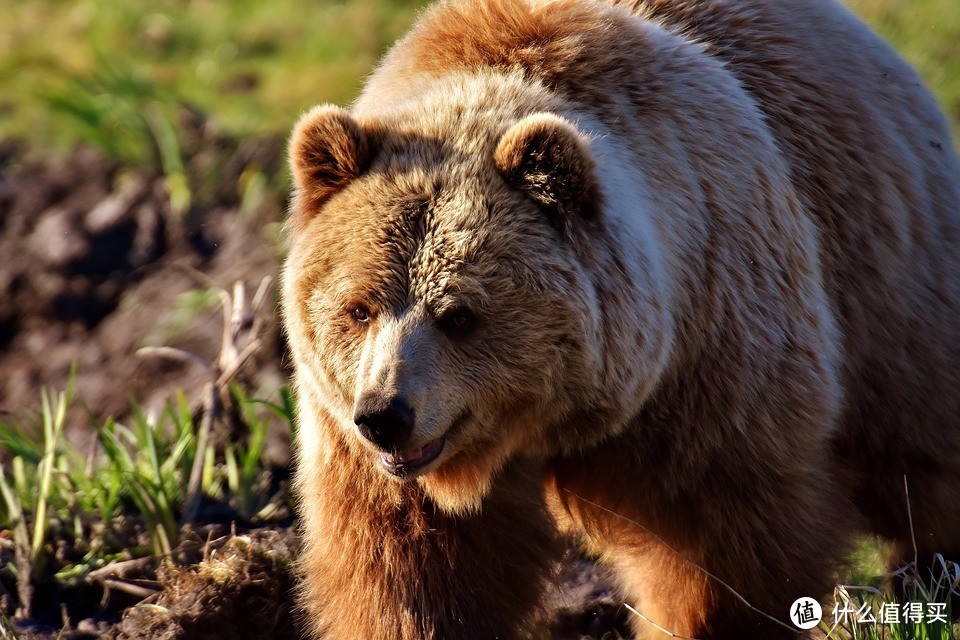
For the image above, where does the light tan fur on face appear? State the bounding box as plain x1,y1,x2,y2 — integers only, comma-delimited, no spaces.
283,0,960,637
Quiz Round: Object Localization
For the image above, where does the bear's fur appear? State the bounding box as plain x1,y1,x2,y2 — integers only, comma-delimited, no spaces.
281,0,960,637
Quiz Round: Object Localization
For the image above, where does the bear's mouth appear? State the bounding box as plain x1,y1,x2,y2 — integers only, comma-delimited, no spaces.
376,410,471,479
379,438,445,477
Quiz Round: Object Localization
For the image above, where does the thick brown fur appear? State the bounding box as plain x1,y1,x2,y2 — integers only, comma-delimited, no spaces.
281,0,960,638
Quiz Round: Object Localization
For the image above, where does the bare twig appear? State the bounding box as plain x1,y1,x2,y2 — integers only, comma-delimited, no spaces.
216,339,262,388
86,557,154,583
231,281,246,336
138,277,272,527
183,380,218,523
248,276,273,339
218,287,237,370
101,579,160,600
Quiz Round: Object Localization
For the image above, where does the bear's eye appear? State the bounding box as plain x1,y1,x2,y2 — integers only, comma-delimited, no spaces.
438,308,478,337
350,305,372,324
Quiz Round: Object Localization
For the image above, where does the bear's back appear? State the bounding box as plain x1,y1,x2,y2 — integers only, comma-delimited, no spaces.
631,0,960,483
630,0,960,318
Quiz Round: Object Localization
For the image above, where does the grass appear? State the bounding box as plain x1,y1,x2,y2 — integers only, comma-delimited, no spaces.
844,0,960,134
0,380,75,621
822,555,960,639
0,277,292,627
0,0,958,160
0,379,295,623
0,0,427,154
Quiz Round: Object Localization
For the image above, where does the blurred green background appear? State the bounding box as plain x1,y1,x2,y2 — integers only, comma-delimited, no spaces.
1,0,958,162
0,0,424,160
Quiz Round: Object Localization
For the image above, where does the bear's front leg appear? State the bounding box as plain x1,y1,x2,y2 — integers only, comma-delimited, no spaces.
549,448,848,640
296,428,560,640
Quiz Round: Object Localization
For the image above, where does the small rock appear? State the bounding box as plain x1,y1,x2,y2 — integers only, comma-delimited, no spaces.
77,618,101,634
85,175,149,234
29,207,88,267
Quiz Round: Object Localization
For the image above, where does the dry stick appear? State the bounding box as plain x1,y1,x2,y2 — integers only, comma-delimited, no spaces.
187,281,265,521
562,488,798,634
227,281,246,370
218,287,238,371
101,579,159,600
232,280,246,338
86,557,154,583
248,276,273,339
138,278,268,524
216,339,262,389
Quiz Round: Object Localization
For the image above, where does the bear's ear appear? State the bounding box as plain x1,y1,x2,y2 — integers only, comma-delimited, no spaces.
288,105,372,227
494,113,600,231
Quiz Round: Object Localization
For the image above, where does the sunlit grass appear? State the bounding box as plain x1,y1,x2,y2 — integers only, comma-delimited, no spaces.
0,0,427,151
822,555,960,639
1,0,957,156
0,378,294,620
0,278,292,623
843,0,960,137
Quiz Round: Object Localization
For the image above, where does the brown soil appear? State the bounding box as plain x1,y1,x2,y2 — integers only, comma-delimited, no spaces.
0,138,287,443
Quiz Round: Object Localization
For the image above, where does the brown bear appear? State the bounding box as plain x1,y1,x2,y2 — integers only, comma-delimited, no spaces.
281,0,960,637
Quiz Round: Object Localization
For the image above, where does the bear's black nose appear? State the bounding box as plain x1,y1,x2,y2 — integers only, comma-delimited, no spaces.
353,395,415,450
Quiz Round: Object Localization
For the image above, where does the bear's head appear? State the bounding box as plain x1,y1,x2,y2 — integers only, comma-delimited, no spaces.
283,91,666,514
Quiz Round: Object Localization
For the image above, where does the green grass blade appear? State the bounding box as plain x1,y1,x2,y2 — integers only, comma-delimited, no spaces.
0,464,29,549
31,390,67,565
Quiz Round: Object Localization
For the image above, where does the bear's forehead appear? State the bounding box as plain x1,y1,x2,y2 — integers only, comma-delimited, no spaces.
322,178,519,310
343,147,536,254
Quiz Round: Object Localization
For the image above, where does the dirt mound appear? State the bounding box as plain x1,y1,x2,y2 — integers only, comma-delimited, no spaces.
107,530,299,640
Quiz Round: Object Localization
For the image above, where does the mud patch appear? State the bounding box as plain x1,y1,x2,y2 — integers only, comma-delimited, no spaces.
0,138,287,438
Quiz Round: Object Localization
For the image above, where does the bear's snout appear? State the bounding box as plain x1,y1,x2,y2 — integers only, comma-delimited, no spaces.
353,394,416,450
